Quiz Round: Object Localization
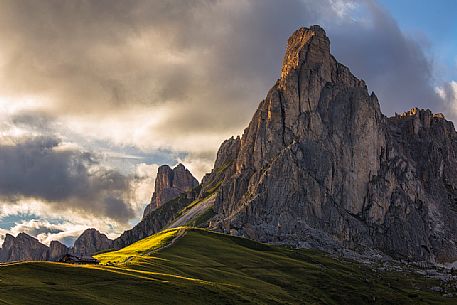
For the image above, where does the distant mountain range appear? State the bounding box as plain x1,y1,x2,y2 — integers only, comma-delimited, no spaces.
0,163,200,261
0,228,113,261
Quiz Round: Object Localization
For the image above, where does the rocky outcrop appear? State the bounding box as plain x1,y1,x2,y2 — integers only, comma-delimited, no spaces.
112,163,200,249
48,240,69,261
72,228,113,257
199,137,240,198
0,233,49,262
0,163,199,261
143,164,199,218
207,25,457,264
0,229,114,262
114,187,200,249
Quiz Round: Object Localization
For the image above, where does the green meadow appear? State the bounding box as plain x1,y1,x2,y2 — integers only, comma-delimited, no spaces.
0,228,453,304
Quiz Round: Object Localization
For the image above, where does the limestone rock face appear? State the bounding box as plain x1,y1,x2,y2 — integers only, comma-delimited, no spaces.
199,136,240,198
0,230,113,262
48,240,69,261
72,228,113,257
143,164,199,218
208,25,457,263
0,233,49,262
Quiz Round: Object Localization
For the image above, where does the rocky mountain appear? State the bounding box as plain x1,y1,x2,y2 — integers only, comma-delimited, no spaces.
0,233,49,262
114,185,200,249
0,228,113,262
0,164,198,261
49,240,69,261
205,25,457,264
143,164,199,218
113,163,200,249
72,228,113,257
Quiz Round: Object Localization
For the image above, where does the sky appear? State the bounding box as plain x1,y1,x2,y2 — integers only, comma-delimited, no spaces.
0,0,456,246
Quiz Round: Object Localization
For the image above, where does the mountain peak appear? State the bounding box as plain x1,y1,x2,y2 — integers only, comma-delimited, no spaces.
208,24,457,264
280,25,330,83
72,228,112,257
0,232,49,262
142,163,199,218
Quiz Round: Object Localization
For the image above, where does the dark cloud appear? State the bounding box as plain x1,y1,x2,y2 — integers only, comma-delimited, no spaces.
328,2,443,115
11,111,56,133
0,0,446,137
0,136,135,222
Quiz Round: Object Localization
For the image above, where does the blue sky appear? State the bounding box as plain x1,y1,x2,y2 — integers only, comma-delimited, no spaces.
379,0,457,82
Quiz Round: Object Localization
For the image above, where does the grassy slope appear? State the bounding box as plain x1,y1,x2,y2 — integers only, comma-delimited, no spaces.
0,228,454,305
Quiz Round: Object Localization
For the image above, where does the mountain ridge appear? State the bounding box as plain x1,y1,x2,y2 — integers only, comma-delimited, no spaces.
0,228,113,262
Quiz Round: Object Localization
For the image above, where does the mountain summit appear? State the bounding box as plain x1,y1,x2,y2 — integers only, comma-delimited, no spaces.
143,163,199,218
205,25,457,264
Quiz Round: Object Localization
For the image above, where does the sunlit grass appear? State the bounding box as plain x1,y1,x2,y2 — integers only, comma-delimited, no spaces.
95,228,181,264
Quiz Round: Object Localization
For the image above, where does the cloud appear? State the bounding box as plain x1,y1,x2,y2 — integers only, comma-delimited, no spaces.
6,218,93,246
0,213,124,246
0,194,155,246
0,1,447,153
0,130,162,244
436,81,457,119
0,228,7,245
0,136,135,222
328,1,443,115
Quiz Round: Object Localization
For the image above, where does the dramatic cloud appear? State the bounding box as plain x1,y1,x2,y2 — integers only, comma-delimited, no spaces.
0,153,159,245
0,1,447,154
4,217,118,246
328,2,443,115
436,81,457,120
0,136,135,222
0,228,7,246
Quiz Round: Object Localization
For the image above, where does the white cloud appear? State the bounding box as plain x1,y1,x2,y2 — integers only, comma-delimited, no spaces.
329,0,358,18
129,163,158,214
0,199,131,245
0,159,161,246
0,228,7,245
177,155,213,182
435,81,457,117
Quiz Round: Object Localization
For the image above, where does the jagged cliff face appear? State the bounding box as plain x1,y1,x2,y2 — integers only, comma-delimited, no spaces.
113,163,201,249
209,25,457,263
72,228,113,257
49,240,69,261
0,229,113,262
143,163,199,218
0,233,49,262
114,186,200,249
372,109,457,262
